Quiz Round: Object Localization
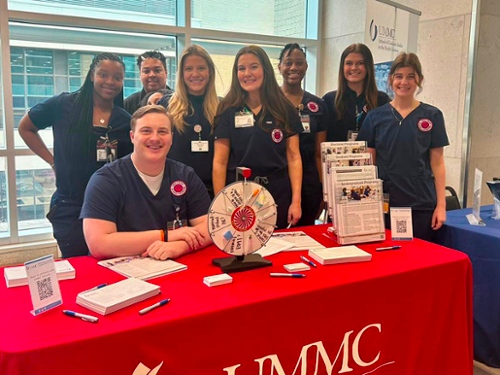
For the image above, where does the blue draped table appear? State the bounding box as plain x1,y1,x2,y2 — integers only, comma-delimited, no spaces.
437,205,500,367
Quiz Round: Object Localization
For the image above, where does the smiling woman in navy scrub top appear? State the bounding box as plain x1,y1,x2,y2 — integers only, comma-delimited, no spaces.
323,43,389,141
18,53,132,258
357,52,449,242
158,45,218,199
278,43,327,226
213,45,303,229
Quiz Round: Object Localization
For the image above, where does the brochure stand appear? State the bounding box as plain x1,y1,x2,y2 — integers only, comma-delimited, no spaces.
321,141,386,245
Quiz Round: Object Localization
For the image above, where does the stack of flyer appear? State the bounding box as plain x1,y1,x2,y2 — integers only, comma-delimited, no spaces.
98,256,187,280
308,246,372,265
4,260,75,288
271,231,325,251
76,278,160,315
321,141,385,244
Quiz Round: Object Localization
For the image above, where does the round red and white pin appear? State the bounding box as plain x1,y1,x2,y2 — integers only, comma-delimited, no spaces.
170,181,187,196
417,118,433,132
271,129,284,143
307,101,319,113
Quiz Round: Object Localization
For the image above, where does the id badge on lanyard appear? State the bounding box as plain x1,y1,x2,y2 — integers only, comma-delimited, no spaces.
191,141,209,152
167,205,187,230
96,131,117,163
346,130,359,141
235,108,254,128
300,114,311,133
191,124,209,152
348,103,363,141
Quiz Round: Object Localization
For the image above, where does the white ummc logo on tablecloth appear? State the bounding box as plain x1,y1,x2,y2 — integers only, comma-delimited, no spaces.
222,323,395,375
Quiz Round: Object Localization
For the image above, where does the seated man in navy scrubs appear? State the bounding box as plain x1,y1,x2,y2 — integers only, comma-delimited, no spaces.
81,105,212,260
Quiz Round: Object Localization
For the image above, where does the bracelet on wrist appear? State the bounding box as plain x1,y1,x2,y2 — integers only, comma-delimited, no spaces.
160,229,168,242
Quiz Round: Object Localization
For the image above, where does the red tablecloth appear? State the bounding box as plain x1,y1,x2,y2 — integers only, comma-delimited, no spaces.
0,226,473,375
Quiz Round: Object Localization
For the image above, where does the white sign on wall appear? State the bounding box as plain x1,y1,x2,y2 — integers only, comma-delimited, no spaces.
365,0,420,92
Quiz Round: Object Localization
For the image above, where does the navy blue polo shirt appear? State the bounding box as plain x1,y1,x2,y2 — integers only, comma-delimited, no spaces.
323,88,390,142
214,105,302,178
298,91,328,178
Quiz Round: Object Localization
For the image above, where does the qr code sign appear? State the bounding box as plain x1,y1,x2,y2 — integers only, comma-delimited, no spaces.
37,277,54,300
396,219,407,234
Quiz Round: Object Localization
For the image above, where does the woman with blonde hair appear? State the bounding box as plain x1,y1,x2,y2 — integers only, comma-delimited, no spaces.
159,44,218,198
357,52,448,242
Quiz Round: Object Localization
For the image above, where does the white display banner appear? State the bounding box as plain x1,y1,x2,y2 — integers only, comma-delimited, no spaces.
365,0,420,92
365,0,410,62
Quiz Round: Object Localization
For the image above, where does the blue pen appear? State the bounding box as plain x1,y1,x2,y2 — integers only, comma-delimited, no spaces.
270,273,306,278
300,255,317,268
63,310,99,323
89,283,107,291
376,246,401,251
139,298,171,315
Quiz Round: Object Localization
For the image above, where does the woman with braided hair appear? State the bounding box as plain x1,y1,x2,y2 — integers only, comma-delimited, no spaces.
19,52,132,257
278,43,328,226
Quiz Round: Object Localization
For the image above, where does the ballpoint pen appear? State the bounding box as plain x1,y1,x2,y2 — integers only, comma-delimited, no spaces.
270,273,306,278
139,298,171,315
376,246,402,251
300,255,317,268
63,310,99,323
88,283,107,291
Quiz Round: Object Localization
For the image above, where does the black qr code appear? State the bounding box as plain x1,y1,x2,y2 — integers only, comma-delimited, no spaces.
396,220,407,234
37,277,54,300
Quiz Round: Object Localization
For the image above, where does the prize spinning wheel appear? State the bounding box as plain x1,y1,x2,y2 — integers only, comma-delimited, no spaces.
208,176,277,272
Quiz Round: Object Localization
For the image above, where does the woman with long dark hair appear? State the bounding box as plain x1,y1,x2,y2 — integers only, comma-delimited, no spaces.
19,52,132,257
357,52,448,242
213,45,303,229
323,43,389,141
278,43,327,226
158,44,218,199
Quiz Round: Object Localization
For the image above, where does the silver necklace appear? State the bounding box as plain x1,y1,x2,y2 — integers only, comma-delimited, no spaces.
391,107,403,126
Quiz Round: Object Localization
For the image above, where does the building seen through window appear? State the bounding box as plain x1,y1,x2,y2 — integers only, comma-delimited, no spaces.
1,0,317,245
5,24,177,240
